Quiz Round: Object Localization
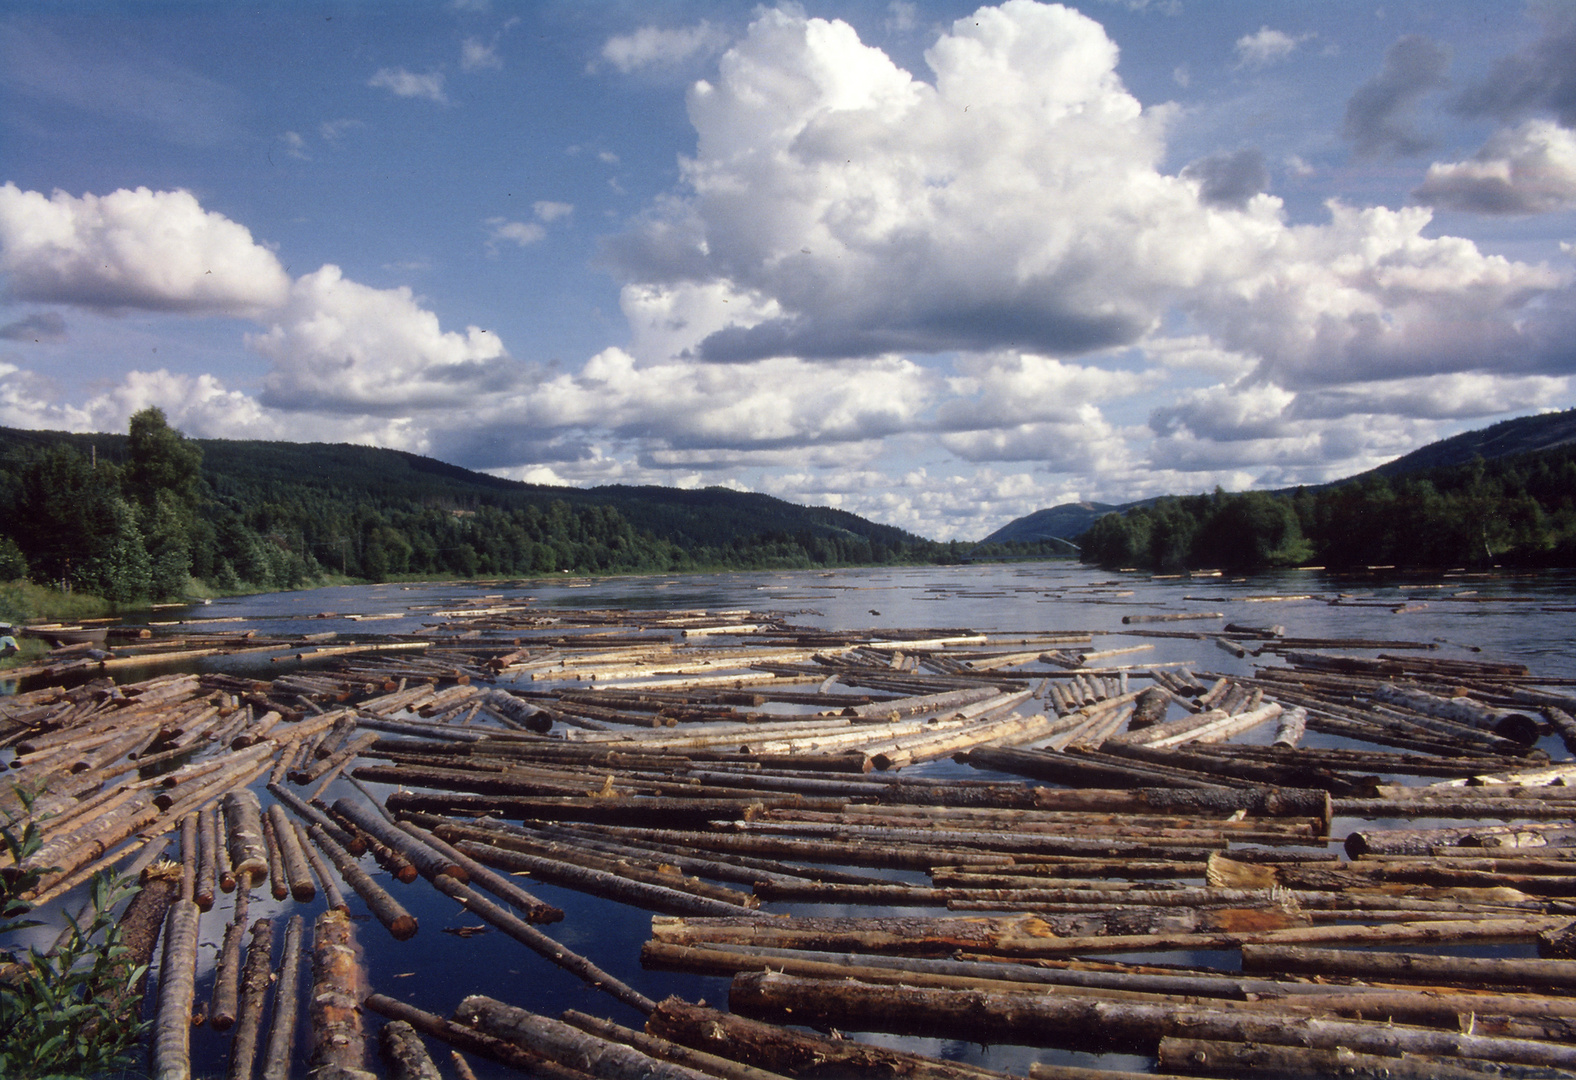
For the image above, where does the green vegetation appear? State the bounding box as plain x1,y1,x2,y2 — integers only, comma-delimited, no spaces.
0,413,972,608
1,792,148,1079
1079,445,1576,572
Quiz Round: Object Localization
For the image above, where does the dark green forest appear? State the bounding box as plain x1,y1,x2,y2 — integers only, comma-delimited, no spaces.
0,412,971,603
1077,444,1576,572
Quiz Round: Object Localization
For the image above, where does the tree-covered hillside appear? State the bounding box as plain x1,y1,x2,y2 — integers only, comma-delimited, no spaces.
1079,443,1576,572
0,414,947,602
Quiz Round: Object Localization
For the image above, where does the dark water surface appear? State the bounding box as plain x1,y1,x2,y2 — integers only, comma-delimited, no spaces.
20,561,1576,1076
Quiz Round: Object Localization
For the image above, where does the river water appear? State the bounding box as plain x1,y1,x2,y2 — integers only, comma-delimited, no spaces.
23,561,1576,1076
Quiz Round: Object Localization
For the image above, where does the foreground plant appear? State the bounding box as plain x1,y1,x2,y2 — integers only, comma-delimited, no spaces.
1,791,150,1078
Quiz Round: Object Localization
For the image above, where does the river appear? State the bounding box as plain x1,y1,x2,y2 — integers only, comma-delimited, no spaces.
20,560,1576,1076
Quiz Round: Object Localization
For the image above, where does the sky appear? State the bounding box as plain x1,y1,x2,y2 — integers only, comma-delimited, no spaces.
2,1,1575,541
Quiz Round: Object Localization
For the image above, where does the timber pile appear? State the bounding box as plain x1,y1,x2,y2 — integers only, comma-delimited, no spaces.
6,598,1576,1077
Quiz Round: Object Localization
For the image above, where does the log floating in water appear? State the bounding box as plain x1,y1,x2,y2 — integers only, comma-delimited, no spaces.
308,908,376,1080
153,898,201,1080
225,917,275,1080
261,914,305,1080
430,874,654,1013
455,995,714,1080
379,1020,443,1080
645,995,1018,1080
728,969,1576,1069
362,994,596,1080
306,822,418,940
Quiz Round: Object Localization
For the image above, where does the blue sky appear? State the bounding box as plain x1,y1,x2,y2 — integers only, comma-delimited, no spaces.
2,1,1574,540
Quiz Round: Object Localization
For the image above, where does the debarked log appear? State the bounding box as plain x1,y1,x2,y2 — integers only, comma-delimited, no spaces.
728,970,1576,1069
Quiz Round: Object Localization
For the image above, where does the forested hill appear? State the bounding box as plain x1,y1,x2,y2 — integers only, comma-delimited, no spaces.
984,407,1576,551
1075,412,1576,572
0,417,942,602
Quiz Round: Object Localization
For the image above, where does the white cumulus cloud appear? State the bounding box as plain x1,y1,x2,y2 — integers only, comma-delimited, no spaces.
0,183,290,316
250,264,513,412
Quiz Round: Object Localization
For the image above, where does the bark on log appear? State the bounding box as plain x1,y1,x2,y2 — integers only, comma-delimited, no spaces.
226,917,275,1080
1156,1037,1576,1079
363,993,597,1080
729,970,1576,1068
332,797,466,884
392,817,562,923
309,908,377,1080
307,823,418,941
1241,943,1576,990
223,788,269,885
211,917,245,1030
380,1019,443,1080
262,810,290,901
562,1010,796,1080
153,898,201,1080
261,914,305,1080
268,802,317,902
106,862,180,1020
645,996,1015,1080
453,995,728,1080
297,819,347,912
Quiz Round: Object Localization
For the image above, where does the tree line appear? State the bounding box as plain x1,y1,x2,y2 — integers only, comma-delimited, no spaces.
1078,445,1576,572
0,410,971,603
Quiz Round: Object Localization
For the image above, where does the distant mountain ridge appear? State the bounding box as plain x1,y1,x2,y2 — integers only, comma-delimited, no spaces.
982,407,1576,544
0,425,926,558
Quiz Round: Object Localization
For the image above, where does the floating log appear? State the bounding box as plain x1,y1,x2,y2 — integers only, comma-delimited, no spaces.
332,797,466,884
380,1020,443,1080
296,819,346,912
1242,943,1576,990
729,970,1576,1068
561,1010,794,1080
153,899,201,1080
261,914,305,1080
309,908,376,1080
452,836,757,918
211,915,245,1031
363,994,594,1080
226,917,275,1080
1154,1037,1576,1079
430,874,654,1013
454,995,718,1080
261,810,289,901
268,802,316,902
392,817,562,923
223,789,269,886
307,821,418,940
645,996,1015,1080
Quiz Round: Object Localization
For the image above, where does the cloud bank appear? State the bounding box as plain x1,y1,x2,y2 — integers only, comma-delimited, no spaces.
3,1,1575,540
